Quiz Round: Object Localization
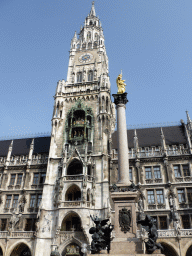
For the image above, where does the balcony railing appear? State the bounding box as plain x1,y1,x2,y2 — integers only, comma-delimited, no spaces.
31,159,48,165
63,174,94,182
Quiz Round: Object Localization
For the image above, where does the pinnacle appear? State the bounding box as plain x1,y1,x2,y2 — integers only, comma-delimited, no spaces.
90,1,96,16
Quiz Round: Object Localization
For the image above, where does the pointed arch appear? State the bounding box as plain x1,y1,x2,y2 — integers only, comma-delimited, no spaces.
160,242,179,256
67,159,83,175
65,184,81,202
8,241,32,256
61,211,82,231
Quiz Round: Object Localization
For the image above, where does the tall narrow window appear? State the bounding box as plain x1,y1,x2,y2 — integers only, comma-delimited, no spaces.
39,173,46,184
147,190,155,204
156,190,164,204
174,165,181,178
88,71,93,82
10,174,16,185
5,195,12,209
177,189,185,203
1,219,7,231
154,166,161,179
145,167,152,179
33,173,39,185
159,216,167,230
129,168,132,181
181,215,190,229
187,188,192,203
12,195,19,208
30,195,36,208
183,165,190,176
77,72,82,83
17,174,23,185
37,194,42,207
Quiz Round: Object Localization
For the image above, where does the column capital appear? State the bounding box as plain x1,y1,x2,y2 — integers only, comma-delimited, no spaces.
112,92,128,106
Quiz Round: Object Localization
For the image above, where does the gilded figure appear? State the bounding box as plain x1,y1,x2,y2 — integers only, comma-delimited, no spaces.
116,73,126,94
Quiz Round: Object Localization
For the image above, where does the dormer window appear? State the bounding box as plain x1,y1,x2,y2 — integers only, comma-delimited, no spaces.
77,72,82,83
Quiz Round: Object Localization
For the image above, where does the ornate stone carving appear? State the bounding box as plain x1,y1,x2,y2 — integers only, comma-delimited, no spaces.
119,208,131,233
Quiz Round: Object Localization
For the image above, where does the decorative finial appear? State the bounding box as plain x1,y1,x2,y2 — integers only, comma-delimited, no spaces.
116,72,126,94
186,110,191,124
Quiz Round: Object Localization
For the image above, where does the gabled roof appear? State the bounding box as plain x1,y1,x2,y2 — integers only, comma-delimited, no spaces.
111,125,187,149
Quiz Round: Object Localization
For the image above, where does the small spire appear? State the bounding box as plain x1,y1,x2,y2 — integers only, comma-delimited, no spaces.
73,31,77,40
90,1,96,16
186,110,191,124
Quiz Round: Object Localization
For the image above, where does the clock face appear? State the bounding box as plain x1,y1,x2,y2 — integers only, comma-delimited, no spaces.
79,53,93,63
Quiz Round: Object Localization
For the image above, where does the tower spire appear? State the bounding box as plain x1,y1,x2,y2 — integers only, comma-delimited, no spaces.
186,110,192,124
90,1,96,16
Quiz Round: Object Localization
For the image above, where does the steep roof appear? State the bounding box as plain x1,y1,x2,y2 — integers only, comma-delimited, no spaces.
0,137,51,157
111,125,187,149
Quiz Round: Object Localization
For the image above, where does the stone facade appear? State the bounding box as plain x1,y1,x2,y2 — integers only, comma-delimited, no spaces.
0,2,192,256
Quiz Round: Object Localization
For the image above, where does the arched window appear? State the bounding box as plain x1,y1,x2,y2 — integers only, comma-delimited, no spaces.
95,33,98,40
77,72,82,83
88,71,93,82
65,185,81,201
77,44,80,50
87,189,90,201
67,159,83,175
82,43,86,49
90,20,93,25
87,32,91,39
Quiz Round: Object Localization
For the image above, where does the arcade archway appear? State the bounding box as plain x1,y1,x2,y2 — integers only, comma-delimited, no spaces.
0,247,3,256
186,244,192,256
161,243,178,256
10,243,31,256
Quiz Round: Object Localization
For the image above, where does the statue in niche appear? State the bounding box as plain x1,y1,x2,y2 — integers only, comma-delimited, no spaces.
116,73,126,94
138,215,163,254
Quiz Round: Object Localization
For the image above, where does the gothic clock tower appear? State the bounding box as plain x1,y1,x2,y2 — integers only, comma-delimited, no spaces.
35,3,116,255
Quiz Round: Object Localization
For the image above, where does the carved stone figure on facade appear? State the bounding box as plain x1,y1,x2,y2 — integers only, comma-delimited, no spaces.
116,73,126,94
18,191,27,213
8,210,22,232
89,215,114,254
119,208,131,233
83,175,87,188
138,215,163,254
94,69,97,80
41,214,51,233
174,220,181,237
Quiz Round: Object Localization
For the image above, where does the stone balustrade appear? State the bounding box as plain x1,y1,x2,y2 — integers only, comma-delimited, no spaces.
0,231,35,238
112,147,190,160
137,229,192,238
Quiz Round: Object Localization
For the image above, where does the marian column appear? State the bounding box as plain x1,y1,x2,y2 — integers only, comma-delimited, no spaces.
112,74,130,185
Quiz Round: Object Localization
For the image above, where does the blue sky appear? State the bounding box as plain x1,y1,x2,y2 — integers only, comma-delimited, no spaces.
1,0,192,138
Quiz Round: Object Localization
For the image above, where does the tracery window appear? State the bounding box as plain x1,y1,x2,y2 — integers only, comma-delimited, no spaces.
87,32,91,39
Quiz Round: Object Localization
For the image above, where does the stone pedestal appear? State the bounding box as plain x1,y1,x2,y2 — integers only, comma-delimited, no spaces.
110,191,143,255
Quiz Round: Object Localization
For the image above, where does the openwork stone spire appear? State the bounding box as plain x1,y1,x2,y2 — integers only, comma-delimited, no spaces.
89,1,96,16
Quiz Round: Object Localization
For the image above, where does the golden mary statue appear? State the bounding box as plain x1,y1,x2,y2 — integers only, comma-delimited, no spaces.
116,72,126,94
